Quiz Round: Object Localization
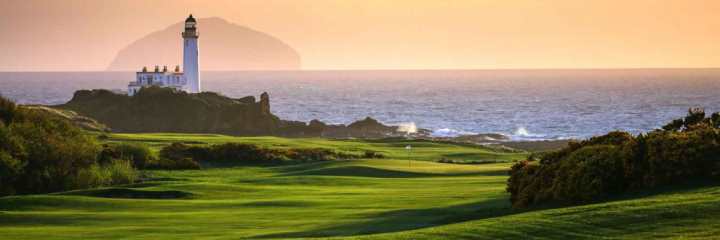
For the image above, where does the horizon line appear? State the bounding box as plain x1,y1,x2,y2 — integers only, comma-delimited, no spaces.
2,67,720,73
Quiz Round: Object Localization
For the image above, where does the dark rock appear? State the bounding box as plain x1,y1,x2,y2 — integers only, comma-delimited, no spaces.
236,96,256,104
57,88,408,138
58,86,281,135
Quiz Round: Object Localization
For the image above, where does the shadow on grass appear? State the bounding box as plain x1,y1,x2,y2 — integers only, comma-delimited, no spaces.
0,211,128,227
238,200,316,207
60,188,193,199
441,152,507,161
280,165,508,178
254,182,720,239
530,180,720,212
254,197,515,239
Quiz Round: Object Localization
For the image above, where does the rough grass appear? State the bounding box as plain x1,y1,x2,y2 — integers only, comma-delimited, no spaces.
1,135,718,239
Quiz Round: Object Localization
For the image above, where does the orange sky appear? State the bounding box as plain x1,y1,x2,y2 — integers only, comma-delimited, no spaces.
1,0,719,71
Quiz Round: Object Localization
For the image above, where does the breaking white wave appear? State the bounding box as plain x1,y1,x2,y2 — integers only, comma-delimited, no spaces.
511,127,550,141
431,128,476,137
396,122,418,134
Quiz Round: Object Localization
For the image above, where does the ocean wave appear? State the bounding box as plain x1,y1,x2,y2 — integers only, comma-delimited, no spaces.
395,122,418,134
509,127,546,140
431,128,477,137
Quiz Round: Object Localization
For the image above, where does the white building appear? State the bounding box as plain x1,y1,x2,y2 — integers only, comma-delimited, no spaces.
128,14,201,96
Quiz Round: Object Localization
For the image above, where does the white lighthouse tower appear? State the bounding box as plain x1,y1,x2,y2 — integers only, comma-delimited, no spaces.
182,14,201,93
126,14,202,96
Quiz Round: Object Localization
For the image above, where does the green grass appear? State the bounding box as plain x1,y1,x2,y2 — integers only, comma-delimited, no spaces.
105,133,526,162
1,134,719,239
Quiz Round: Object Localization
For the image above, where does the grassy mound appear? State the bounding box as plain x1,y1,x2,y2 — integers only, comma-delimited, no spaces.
105,133,526,163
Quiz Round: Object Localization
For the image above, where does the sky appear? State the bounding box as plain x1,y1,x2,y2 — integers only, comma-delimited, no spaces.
1,0,719,71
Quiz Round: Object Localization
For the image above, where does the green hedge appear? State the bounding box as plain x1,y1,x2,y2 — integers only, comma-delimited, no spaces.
158,142,363,167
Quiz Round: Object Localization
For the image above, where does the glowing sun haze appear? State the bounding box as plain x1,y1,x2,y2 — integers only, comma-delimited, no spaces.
1,0,719,71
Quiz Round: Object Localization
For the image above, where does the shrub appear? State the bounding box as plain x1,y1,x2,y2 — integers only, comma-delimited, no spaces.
9,109,101,194
0,151,23,195
286,148,346,162
0,96,144,196
101,143,156,169
0,95,17,125
104,160,138,185
508,109,720,208
159,142,192,161
148,158,200,170
550,145,627,202
72,160,138,188
207,143,284,163
151,142,202,169
157,142,362,166
363,150,385,159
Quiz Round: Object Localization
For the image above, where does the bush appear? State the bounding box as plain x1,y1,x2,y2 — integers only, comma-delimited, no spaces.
157,142,362,166
0,151,23,195
9,109,101,194
72,160,138,188
507,109,720,208
159,142,192,161
0,95,17,125
286,148,352,162
550,145,627,202
207,143,284,164
148,158,200,170
151,142,203,169
99,143,156,169
105,160,138,185
363,150,385,159
0,96,144,196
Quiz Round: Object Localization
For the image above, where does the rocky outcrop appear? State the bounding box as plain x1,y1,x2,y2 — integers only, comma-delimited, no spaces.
59,87,281,135
57,87,411,138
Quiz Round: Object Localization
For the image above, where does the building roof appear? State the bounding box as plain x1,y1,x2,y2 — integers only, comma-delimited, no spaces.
136,71,184,75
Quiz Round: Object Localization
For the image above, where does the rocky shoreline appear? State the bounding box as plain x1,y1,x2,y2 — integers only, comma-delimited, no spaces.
52,87,570,151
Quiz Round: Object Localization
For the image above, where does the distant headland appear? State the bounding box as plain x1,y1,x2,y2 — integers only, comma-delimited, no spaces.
107,17,301,71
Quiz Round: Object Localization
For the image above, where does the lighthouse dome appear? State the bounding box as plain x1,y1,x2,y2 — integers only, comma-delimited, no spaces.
186,14,197,23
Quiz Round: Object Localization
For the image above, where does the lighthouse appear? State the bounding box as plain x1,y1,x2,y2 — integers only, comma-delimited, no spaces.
126,14,202,96
182,14,201,93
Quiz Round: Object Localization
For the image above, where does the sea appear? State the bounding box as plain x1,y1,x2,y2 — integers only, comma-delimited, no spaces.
1,69,719,140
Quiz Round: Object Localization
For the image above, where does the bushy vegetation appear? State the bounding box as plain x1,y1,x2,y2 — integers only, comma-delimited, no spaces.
158,142,363,166
99,143,157,168
508,108,720,208
0,96,137,196
72,160,138,188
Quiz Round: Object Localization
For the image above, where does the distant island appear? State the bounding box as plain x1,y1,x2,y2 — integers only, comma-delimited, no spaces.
107,17,301,71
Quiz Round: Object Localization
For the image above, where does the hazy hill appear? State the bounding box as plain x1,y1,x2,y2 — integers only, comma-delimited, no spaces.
107,17,301,71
